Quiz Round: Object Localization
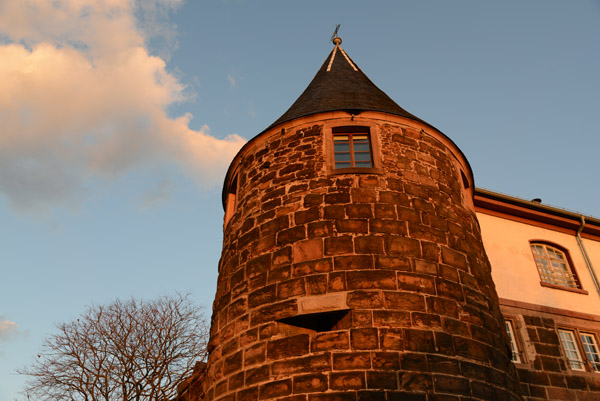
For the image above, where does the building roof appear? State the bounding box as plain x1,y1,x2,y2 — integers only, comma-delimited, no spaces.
261,37,428,133
474,188,600,239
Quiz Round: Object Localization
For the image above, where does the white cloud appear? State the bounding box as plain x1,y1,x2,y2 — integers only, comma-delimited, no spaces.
227,73,237,88
0,318,19,342
0,0,246,212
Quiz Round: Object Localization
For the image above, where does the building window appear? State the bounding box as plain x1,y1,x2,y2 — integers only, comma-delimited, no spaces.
581,333,600,372
333,127,373,169
530,243,580,289
558,329,585,371
505,320,521,363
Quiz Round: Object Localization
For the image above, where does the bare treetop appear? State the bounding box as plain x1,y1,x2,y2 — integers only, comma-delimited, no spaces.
18,294,208,401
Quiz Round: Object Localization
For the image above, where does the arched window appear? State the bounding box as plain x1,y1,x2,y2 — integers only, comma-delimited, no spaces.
530,242,580,289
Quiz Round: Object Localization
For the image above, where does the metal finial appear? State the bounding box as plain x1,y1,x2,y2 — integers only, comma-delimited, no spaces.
330,24,341,45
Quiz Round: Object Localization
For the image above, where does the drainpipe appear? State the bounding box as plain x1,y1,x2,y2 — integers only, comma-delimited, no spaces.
576,216,600,298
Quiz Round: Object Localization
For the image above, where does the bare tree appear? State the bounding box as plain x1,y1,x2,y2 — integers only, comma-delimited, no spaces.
19,294,208,401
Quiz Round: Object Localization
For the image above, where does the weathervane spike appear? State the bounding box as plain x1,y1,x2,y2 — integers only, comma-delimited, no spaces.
330,24,341,44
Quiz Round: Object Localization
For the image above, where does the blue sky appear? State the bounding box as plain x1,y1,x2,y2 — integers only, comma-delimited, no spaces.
1,1,599,399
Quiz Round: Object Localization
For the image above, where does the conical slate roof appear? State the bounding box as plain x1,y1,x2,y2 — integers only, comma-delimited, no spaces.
262,38,427,133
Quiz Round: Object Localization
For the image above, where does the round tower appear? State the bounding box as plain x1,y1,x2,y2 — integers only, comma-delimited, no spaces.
202,38,523,401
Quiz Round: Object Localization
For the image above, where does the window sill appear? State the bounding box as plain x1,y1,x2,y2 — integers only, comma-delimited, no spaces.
540,281,588,295
328,167,383,175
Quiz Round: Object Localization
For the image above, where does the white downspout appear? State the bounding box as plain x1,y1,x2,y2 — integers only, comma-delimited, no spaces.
576,216,600,297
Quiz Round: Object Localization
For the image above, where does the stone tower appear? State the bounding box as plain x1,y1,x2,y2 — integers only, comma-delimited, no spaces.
197,37,523,401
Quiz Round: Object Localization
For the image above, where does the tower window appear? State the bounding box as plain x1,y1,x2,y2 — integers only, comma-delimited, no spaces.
333,128,373,169
530,242,580,289
504,320,521,363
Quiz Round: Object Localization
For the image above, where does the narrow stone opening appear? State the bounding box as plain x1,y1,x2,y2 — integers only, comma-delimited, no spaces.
278,309,350,332
460,170,470,189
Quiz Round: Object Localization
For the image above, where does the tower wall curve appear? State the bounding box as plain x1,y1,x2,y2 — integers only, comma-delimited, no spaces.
203,111,522,401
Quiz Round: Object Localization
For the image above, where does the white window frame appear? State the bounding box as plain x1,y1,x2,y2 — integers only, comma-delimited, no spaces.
558,329,585,371
580,332,600,373
505,320,521,363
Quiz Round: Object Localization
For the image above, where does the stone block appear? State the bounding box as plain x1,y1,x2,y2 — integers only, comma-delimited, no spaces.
268,265,292,284
336,219,369,234
397,273,435,294
405,329,435,353
453,337,489,362
347,290,383,308
346,204,373,218
400,353,427,371
267,334,310,360
306,274,328,295
303,194,323,207
347,270,396,290
308,393,356,401
351,328,379,350
386,237,421,257
259,379,292,399
325,192,351,205
399,372,433,392
248,285,276,308
355,235,385,254
411,312,441,329
244,343,266,367
352,188,378,203
271,354,331,376
324,236,354,255
308,221,334,238
334,255,373,270
379,328,404,350
294,258,332,277
373,311,411,327
375,256,411,271
369,220,407,235
295,207,321,225
273,246,292,266
246,254,271,277
245,365,269,385
333,352,371,370
433,374,470,395
383,291,425,311
278,227,307,246
228,371,245,391
293,373,328,393
328,272,347,292
366,371,398,390
324,205,345,219
330,371,366,390
374,204,396,219
250,300,297,326
292,239,324,263
237,386,259,401
297,292,348,314
312,332,350,351
223,350,243,374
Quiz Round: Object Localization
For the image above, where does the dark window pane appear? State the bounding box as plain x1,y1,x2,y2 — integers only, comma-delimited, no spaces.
334,142,350,152
355,161,372,168
335,153,351,162
354,152,371,161
335,162,352,169
354,142,370,152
